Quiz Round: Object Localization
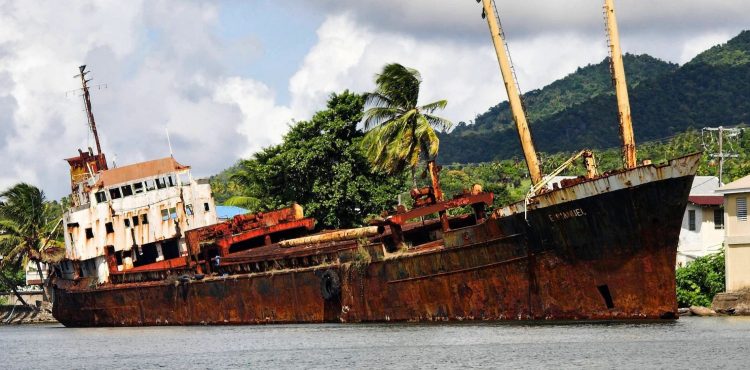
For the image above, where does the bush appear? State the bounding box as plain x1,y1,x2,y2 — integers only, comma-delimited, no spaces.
676,250,725,307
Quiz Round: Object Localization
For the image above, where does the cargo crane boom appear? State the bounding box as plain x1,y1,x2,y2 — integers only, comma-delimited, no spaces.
480,0,542,187
603,0,637,168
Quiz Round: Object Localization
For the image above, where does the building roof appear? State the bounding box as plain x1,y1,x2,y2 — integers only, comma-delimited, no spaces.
690,176,722,195
688,195,724,206
716,174,750,195
98,157,189,187
216,206,249,220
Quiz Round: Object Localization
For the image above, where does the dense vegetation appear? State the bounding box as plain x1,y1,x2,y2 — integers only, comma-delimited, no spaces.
212,91,407,229
440,31,750,164
675,250,725,308
451,54,677,138
0,184,65,306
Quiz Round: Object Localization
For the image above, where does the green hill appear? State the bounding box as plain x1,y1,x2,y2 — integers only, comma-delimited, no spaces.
440,30,750,164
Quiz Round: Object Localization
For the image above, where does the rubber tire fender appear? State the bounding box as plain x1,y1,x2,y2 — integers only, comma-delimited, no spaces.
320,269,341,300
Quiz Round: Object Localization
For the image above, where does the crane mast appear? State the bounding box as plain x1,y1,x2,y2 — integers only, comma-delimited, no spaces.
480,0,542,186
603,0,637,168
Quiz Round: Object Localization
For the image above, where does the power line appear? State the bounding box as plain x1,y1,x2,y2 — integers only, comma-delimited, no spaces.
702,126,741,185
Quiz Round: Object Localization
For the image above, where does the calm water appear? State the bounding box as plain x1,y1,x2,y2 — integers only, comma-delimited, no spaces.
1,317,749,369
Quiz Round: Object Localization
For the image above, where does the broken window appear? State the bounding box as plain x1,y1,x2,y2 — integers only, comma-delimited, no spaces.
688,210,696,231
121,185,133,197
168,174,176,187
109,187,122,200
141,214,149,225
95,191,107,203
145,180,156,191
85,228,94,239
132,216,139,226
185,204,193,216
737,197,747,221
105,222,114,234
156,178,167,189
169,207,177,220
124,218,131,228
714,209,724,229
133,182,144,194
161,209,169,221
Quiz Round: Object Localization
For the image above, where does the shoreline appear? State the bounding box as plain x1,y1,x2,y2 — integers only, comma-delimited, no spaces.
0,305,58,325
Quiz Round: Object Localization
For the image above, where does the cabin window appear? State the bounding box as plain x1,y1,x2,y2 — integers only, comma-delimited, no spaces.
124,218,131,228
109,187,122,200
737,197,747,222
161,209,169,221
95,191,107,203
156,178,167,189
133,182,144,194
714,209,724,229
132,216,140,226
185,204,193,216
204,202,210,212
105,222,114,234
145,180,156,191
85,228,94,239
121,185,133,197
141,214,149,225
688,210,696,231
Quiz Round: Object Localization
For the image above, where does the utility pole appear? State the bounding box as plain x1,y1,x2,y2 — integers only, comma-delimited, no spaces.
703,126,741,185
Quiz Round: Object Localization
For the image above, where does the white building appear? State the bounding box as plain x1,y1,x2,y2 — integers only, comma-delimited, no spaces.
677,176,724,266
716,175,750,291
60,156,218,283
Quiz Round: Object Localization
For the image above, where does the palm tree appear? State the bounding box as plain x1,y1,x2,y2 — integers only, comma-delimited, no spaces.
0,183,64,306
361,63,452,199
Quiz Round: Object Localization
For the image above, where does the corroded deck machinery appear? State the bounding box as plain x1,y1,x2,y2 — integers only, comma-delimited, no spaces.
50,1,700,326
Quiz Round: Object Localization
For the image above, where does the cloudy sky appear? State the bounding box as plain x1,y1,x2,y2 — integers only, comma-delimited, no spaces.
0,0,747,199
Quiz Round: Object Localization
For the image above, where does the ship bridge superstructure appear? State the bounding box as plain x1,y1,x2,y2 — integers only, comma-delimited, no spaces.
61,156,217,283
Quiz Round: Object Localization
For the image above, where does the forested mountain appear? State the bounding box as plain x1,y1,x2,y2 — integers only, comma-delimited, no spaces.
439,30,750,164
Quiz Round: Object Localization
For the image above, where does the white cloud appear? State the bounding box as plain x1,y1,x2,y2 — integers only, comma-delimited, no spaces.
1,0,748,200
287,14,607,125
288,13,506,126
0,1,295,199
215,77,294,158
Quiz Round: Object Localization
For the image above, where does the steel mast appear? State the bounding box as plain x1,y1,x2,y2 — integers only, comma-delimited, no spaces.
76,65,104,157
480,0,542,186
603,0,637,169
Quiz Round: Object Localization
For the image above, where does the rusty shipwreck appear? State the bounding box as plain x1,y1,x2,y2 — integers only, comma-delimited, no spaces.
51,0,700,326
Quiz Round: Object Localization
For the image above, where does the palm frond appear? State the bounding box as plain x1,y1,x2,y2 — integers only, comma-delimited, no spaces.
0,241,27,269
419,100,448,114
415,116,440,160
423,113,453,131
362,107,400,130
363,92,395,110
224,196,263,211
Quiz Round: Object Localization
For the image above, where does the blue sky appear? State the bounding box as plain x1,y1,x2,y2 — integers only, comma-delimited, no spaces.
0,0,747,199
216,1,324,105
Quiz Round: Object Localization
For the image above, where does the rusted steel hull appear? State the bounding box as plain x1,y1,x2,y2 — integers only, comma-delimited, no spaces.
52,159,695,326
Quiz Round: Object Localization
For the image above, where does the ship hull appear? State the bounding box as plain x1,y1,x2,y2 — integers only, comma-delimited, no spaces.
52,156,697,326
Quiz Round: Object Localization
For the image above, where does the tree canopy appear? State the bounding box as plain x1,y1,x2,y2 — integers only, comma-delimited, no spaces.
0,183,65,305
361,63,452,176
219,91,406,229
